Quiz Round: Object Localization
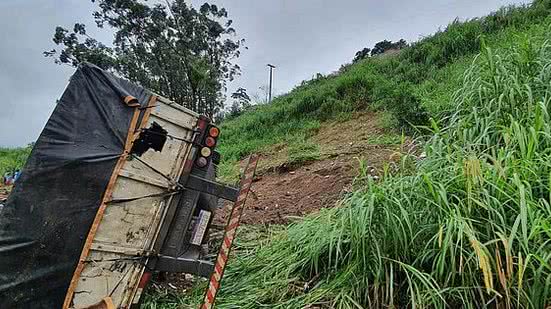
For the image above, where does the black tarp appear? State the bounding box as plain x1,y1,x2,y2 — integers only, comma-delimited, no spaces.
0,63,151,308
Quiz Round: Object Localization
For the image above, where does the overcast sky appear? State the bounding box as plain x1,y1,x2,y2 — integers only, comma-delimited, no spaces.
0,0,530,147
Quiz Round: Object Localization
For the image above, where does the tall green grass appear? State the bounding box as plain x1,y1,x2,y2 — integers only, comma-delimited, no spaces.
0,146,31,177
201,29,551,308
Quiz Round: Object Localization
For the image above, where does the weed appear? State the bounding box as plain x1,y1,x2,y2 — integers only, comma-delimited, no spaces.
377,111,398,130
217,159,241,185
286,135,321,166
365,134,402,145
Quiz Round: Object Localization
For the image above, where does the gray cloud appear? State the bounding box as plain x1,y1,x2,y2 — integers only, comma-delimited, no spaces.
0,0,530,147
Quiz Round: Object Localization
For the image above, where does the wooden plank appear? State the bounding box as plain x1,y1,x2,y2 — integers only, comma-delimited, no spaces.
63,105,142,309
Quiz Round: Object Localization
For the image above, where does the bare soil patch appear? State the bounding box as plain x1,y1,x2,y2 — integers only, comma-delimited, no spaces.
215,112,403,225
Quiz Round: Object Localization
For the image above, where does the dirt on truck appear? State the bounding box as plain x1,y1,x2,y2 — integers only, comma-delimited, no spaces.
0,63,254,308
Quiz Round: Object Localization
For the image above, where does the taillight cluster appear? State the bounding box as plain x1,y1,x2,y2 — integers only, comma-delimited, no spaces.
196,125,220,168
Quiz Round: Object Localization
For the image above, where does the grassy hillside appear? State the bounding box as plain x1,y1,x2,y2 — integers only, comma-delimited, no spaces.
217,0,551,179
0,146,31,177
163,1,551,308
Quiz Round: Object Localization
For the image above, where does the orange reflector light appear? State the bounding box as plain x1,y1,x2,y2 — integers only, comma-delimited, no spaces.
205,136,216,147
209,127,220,138
196,156,208,168
201,147,212,157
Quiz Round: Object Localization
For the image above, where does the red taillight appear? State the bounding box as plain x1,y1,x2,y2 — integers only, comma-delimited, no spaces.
205,136,216,147
195,123,218,168
209,126,220,138
197,116,209,130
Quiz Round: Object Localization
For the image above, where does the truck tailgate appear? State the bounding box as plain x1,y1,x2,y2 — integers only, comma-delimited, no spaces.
66,96,199,308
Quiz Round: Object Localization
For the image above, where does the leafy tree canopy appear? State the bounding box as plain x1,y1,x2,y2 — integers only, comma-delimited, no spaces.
231,87,250,103
45,0,243,118
228,87,251,117
353,47,371,63
371,39,407,56
352,39,408,62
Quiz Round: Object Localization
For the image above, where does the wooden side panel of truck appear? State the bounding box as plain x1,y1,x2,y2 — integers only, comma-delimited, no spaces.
68,96,199,308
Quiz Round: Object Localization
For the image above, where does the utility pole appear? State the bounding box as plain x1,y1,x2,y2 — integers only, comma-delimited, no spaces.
267,64,276,103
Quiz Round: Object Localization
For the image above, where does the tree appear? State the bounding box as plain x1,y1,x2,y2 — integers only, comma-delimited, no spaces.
370,40,393,56
229,87,251,117
353,47,371,63
394,39,408,50
371,39,407,56
231,87,250,103
44,0,243,118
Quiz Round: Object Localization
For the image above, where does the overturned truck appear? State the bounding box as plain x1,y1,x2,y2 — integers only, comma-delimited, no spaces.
0,63,256,308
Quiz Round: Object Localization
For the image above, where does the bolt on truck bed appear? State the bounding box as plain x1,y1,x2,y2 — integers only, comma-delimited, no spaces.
0,63,250,308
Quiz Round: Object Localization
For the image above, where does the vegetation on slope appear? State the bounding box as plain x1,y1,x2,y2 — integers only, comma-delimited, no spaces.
205,28,551,308
145,1,551,308
217,0,551,180
0,146,32,177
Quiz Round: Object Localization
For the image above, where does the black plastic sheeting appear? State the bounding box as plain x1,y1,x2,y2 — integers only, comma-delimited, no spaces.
0,63,151,308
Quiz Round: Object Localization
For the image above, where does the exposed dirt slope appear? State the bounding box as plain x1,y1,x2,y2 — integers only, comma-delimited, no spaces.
216,112,404,225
